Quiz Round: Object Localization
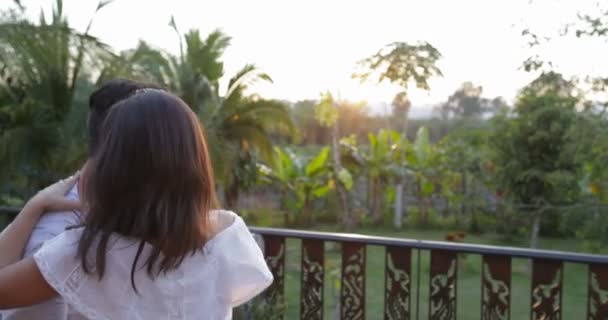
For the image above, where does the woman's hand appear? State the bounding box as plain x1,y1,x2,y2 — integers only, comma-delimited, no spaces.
28,174,82,216
0,174,81,268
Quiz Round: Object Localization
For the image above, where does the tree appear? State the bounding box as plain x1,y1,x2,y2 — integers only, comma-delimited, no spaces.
291,100,328,144
122,26,294,208
292,99,379,145
0,0,113,199
365,130,401,224
561,103,608,248
315,93,356,230
441,127,492,231
490,72,582,248
96,40,176,85
114,22,231,111
391,91,411,133
405,127,460,227
260,147,332,226
337,129,402,225
435,82,505,119
201,64,294,207
353,41,443,228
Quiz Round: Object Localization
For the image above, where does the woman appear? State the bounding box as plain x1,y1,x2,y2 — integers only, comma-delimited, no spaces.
0,89,273,319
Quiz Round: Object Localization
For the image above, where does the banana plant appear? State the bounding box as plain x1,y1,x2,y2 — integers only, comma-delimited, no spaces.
338,129,401,224
259,147,332,226
366,129,402,224
315,93,356,230
405,127,459,226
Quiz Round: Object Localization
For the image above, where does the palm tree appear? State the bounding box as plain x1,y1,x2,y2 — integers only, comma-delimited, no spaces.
200,64,294,207
123,26,294,207
0,0,112,197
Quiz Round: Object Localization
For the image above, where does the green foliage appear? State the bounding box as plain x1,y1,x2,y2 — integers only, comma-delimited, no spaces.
0,0,112,198
436,82,507,119
121,25,295,206
337,168,353,191
305,147,329,176
260,147,333,224
313,92,338,127
3,0,608,245
490,72,581,206
232,294,287,320
353,41,443,90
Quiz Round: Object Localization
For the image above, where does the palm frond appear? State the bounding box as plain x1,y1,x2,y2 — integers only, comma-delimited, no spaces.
225,64,272,99
232,99,295,135
221,119,275,164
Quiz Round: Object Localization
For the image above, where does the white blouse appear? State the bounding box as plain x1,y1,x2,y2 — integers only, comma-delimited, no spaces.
32,210,273,320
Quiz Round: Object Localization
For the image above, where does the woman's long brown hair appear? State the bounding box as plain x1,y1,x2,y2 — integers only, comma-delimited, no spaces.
77,89,218,292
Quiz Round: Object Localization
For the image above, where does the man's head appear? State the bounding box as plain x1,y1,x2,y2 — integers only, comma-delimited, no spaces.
87,79,163,156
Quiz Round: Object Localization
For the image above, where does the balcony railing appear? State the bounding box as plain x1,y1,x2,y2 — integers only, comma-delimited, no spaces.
249,227,608,320
3,207,608,319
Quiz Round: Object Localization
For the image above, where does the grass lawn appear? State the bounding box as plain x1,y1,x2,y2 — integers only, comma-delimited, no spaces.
274,227,596,319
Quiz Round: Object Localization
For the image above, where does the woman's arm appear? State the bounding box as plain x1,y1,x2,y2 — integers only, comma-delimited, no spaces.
0,175,80,268
0,258,57,309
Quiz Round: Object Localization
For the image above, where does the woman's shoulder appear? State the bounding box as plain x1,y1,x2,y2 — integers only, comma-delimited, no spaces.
205,209,247,249
200,210,273,307
208,209,238,234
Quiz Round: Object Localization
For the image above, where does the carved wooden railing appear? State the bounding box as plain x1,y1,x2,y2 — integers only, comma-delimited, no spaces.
250,227,608,320
2,207,608,319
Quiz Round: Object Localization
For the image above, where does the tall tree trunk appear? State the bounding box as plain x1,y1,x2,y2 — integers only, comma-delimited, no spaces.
367,174,372,210
280,189,288,227
416,178,428,226
303,194,313,226
394,182,404,228
331,120,354,231
530,211,542,249
469,176,481,233
371,179,384,224
224,181,240,209
393,104,410,229
460,170,467,225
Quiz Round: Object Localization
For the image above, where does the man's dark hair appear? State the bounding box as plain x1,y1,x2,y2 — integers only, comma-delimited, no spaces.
88,79,163,155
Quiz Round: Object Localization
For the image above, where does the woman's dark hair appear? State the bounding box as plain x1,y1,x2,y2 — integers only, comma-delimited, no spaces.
88,79,163,156
78,89,218,291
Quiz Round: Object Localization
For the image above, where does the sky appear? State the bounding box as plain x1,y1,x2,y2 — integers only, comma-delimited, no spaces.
4,0,608,112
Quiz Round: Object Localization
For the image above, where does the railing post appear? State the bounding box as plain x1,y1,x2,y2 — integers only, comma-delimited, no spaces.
481,255,511,320
340,242,366,320
384,245,411,320
262,235,286,318
587,264,608,319
429,249,458,320
531,259,563,320
301,239,324,320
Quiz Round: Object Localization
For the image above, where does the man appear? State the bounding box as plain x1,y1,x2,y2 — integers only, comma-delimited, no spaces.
1,79,162,320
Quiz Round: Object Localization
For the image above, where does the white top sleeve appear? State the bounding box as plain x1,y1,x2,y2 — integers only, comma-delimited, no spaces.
23,184,81,257
33,229,103,319
30,211,273,320
215,216,274,307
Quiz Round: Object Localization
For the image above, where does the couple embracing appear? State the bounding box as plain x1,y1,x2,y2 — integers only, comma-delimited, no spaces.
0,79,273,319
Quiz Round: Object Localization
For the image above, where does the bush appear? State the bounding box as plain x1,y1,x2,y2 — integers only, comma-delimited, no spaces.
406,207,458,229
239,209,281,227
469,211,497,234
232,294,286,320
494,203,525,239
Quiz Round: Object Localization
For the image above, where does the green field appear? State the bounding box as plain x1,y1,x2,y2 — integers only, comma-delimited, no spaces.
274,227,594,319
